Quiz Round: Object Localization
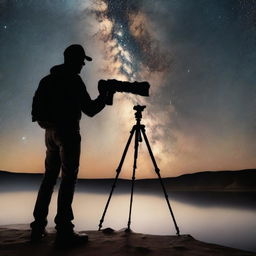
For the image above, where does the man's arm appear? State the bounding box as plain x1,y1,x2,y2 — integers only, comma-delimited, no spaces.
80,79,107,117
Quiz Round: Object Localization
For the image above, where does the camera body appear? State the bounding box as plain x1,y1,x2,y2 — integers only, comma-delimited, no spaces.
98,79,150,105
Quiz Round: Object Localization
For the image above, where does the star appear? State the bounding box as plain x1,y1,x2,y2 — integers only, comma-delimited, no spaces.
116,30,123,37
4,25,7,29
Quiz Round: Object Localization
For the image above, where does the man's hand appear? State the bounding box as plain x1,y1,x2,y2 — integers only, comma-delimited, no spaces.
98,80,108,96
98,80,116,105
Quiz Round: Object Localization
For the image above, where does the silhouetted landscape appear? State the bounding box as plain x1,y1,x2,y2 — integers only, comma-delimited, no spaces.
1,169,256,254
1,169,255,192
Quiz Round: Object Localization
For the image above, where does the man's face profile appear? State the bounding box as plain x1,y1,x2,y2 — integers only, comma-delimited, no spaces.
73,57,85,74
66,57,85,74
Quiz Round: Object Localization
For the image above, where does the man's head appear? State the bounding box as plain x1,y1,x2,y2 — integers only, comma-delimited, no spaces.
64,44,92,74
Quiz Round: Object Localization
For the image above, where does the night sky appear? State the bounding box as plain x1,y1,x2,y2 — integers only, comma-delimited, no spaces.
0,0,256,178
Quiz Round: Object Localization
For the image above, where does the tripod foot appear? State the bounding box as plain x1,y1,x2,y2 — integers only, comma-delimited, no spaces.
102,227,115,234
124,228,133,233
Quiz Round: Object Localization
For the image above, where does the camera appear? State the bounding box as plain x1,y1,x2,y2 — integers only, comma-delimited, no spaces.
98,79,150,105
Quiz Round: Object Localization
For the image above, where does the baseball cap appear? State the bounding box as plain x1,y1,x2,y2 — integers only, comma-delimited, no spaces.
64,44,92,62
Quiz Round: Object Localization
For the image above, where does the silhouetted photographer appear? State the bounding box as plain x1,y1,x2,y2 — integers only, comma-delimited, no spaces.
30,44,151,247
30,44,110,246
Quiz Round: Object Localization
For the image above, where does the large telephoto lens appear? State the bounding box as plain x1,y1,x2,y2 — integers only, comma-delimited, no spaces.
114,81,150,96
98,79,150,105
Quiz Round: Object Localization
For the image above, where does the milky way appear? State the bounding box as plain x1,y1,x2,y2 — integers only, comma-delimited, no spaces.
0,0,256,178
90,0,169,80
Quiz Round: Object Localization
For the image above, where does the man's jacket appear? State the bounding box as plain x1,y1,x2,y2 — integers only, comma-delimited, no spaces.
32,64,105,129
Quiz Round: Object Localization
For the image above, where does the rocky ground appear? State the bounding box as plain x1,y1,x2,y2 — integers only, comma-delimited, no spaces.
0,224,254,256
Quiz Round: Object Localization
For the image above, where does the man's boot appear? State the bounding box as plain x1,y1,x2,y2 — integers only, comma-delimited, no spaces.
55,230,88,248
30,226,47,243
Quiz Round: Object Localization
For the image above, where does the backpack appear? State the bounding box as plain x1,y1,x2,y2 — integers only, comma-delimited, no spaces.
31,76,53,126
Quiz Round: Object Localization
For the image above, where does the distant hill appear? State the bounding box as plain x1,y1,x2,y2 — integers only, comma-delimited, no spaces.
136,169,256,192
0,169,255,192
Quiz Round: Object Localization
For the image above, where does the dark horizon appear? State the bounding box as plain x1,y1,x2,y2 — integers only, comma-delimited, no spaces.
1,167,255,177
1,169,255,192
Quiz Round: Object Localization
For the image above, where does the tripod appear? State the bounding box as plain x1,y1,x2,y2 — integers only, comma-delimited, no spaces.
98,105,180,235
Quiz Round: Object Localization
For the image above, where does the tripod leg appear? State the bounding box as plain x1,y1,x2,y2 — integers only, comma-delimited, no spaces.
126,127,140,232
140,127,180,235
98,126,136,231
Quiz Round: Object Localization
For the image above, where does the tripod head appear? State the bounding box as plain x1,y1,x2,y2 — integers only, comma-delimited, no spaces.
133,105,146,122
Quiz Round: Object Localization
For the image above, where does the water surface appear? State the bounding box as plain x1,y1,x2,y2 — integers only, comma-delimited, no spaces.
0,189,255,252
